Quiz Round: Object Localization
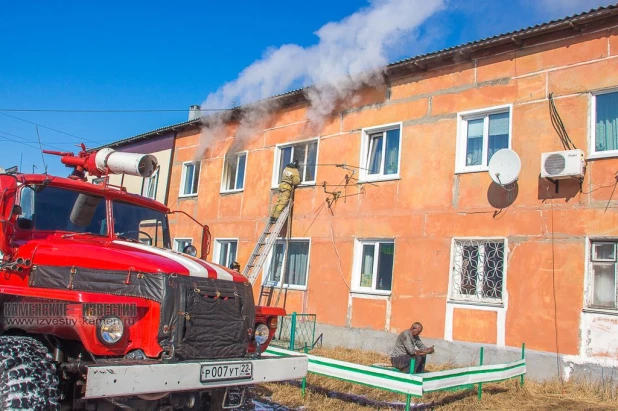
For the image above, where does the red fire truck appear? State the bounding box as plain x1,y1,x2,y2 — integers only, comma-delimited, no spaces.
0,146,307,410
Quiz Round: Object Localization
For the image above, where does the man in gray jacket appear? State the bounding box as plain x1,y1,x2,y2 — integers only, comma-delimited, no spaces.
390,322,434,373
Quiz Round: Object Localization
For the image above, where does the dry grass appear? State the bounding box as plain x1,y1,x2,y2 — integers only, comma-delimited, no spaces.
258,347,618,410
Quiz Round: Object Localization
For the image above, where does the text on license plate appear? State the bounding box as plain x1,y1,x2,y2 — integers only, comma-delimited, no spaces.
200,363,253,382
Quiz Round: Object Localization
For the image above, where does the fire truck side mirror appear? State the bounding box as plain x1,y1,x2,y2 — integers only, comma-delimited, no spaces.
200,225,211,260
0,175,18,254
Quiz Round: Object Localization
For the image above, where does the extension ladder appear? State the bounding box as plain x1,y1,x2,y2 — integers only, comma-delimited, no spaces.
243,201,293,286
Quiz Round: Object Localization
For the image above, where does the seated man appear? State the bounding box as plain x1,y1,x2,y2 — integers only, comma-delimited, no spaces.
390,322,434,374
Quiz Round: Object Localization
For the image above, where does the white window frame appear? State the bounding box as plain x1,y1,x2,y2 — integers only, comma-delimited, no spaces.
455,105,513,174
271,138,319,188
447,237,508,306
173,238,193,253
179,161,201,198
220,152,247,194
359,122,402,183
213,238,239,268
262,237,311,290
141,167,159,200
351,238,395,296
585,237,618,313
589,88,618,160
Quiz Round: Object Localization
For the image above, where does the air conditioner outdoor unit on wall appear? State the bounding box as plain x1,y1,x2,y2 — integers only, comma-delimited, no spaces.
540,149,585,180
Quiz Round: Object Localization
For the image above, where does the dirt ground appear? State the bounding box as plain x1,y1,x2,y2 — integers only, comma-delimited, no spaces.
257,347,618,410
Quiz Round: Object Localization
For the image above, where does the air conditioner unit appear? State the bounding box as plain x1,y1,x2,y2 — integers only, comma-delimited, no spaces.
540,149,585,180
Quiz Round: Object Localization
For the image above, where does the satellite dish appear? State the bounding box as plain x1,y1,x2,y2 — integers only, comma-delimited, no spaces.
488,149,521,187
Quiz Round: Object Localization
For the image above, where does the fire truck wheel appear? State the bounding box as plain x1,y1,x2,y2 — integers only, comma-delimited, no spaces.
0,336,60,411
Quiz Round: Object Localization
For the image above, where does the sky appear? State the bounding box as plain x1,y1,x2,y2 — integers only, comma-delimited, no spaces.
0,0,612,176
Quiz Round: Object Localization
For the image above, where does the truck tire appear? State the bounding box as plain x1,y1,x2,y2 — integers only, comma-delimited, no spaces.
0,336,60,410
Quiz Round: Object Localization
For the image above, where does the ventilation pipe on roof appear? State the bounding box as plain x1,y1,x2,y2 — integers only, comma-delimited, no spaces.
188,105,201,121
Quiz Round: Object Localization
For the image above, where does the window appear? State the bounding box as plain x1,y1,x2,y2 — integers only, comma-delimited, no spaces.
450,239,506,304
221,153,247,193
591,90,618,157
588,240,617,310
174,238,193,253
141,168,159,200
456,106,511,173
264,239,310,288
352,239,395,294
180,162,201,197
273,140,318,186
214,239,238,268
360,124,401,181
92,177,105,186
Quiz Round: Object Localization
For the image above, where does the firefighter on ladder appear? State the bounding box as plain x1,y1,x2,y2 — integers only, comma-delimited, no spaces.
270,160,301,222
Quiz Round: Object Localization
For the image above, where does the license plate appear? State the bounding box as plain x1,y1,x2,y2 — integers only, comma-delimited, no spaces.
200,362,253,382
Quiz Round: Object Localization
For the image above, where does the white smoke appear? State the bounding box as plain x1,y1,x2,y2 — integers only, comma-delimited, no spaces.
196,0,445,158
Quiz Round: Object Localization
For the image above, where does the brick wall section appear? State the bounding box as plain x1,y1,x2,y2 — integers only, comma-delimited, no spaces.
168,22,618,357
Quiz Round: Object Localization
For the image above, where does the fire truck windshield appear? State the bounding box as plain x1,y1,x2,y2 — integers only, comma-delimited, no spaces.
112,201,171,248
17,185,172,249
19,185,108,235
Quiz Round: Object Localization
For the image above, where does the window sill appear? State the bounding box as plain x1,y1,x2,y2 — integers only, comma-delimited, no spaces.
586,152,618,161
357,175,401,184
350,290,392,298
220,189,244,196
178,194,198,199
583,307,618,316
447,299,504,308
454,167,489,175
263,283,307,291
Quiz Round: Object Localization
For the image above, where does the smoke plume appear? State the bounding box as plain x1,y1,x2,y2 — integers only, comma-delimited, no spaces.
197,0,445,159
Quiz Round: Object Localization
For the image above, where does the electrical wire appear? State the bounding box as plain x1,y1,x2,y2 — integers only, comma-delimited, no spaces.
604,180,618,213
0,129,66,152
548,93,577,151
0,111,113,145
549,197,563,383
329,220,351,291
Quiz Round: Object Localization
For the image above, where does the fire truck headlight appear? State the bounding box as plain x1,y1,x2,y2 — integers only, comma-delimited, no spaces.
254,323,269,346
97,316,124,345
183,244,198,257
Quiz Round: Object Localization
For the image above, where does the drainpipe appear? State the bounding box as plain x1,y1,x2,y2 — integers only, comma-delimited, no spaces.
164,130,178,207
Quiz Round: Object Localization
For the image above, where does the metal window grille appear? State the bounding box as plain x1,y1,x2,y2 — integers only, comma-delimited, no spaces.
451,239,505,303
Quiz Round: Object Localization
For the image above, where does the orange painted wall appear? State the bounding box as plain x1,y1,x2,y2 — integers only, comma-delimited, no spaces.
452,309,497,344
167,24,618,357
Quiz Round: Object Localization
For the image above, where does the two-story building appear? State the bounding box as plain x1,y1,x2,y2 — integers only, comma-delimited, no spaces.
123,6,618,379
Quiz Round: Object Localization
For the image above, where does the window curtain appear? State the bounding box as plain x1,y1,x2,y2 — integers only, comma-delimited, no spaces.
376,243,394,290
592,264,616,308
286,242,309,286
487,112,509,163
184,164,195,194
235,155,246,190
268,243,285,284
305,142,318,181
226,159,238,191
596,92,618,152
384,129,400,175
368,135,383,174
466,119,483,166
360,244,375,287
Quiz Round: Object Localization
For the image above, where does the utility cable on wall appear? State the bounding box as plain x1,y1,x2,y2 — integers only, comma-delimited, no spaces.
548,195,563,383
548,93,577,151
